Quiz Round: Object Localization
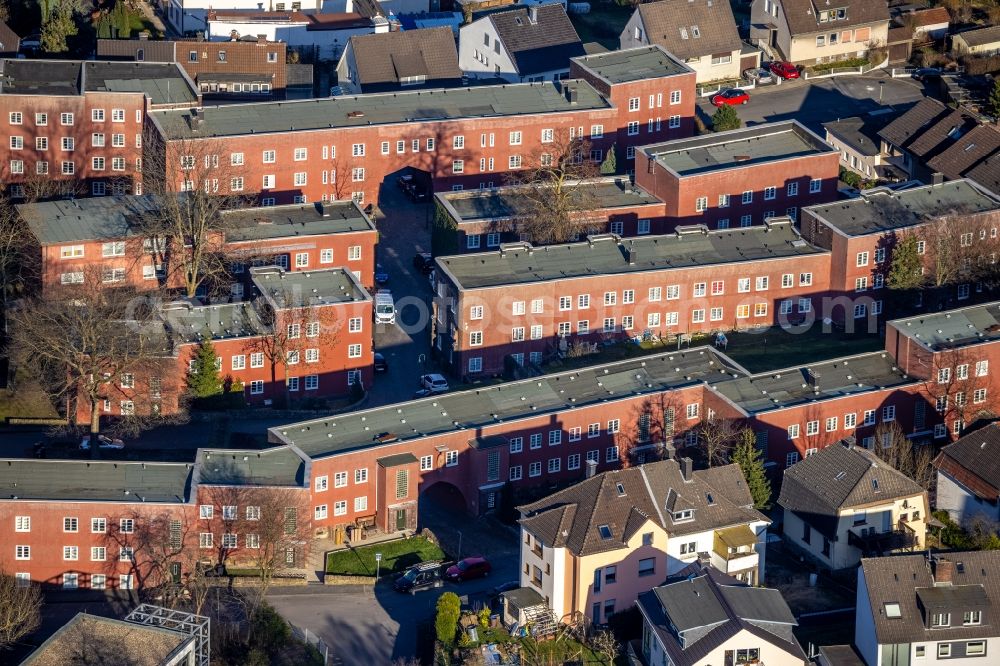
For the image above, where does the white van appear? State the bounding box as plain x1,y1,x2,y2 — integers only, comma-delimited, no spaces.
375,291,396,325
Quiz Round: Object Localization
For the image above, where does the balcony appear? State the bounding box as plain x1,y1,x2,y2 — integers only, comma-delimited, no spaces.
712,526,760,576
848,520,918,556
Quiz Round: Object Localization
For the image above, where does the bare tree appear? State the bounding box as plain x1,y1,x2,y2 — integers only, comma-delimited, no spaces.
0,570,41,650
101,508,197,603
136,133,250,298
618,391,685,467
9,272,164,436
19,170,85,204
0,196,35,336
506,132,602,244
697,416,742,468
920,346,998,441
589,629,620,664
872,422,935,489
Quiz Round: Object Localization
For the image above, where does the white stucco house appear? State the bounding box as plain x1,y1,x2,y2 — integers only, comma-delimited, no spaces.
934,421,1000,529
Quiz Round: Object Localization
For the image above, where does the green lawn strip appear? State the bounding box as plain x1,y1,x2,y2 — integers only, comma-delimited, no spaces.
325,536,445,576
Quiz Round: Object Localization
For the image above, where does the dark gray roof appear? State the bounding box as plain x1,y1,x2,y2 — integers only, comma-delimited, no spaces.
804,179,1000,236
97,38,177,62
635,0,742,61
778,443,925,540
18,195,158,245
0,459,192,503
517,458,766,557
861,551,1000,644
955,25,1000,48
906,108,978,161
248,266,370,306
434,177,662,224
84,61,197,105
437,218,823,290
197,447,307,486
570,45,691,84
348,27,461,85
966,153,1000,195
927,124,1000,179
269,346,747,458
638,566,804,666
823,115,893,158
916,583,989,609
879,98,951,149
150,79,611,140
778,0,888,36
818,645,867,666
891,301,1000,351
158,300,270,345
489,5,584,76
934,421,1000,496
0,59,80,95
223,201,376,243
378,452,419,467
643,121,835,177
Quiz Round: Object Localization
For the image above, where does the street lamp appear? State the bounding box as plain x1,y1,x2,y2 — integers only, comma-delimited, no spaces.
375,552,382,582
879,80,885,105
457,531,463,560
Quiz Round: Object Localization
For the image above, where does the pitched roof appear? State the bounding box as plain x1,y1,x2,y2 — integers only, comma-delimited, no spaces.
0,20,19,55
634,0,742,61
861,551,1000,645
488,5,584,76
879,98,951,150
911,7,950,28
934,421,1000,499
348,27,460,86
905,108,978,161
777,0,889,36
778,443,925,539
823,115,892,157
638,565,805,666
927,124,1000,179
955,25,1000,48
966,153,1000,195
518,458,767,557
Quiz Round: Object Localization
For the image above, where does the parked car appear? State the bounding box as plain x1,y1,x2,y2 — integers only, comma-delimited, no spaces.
420,373,450,393
912,67,942,82
79,434,125,451
412,252,434,275
374,291,396,325
397,174,430,202
743,67,773,84
394,561,443,594
711,88,750,106
374,352,389,372
375,264,390,285
769,61,800,79
446,556,492,582
488,580,520,597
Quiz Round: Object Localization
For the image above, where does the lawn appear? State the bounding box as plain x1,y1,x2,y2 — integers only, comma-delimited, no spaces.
720,326,884,374
568,1,633,51
0,380,60,423
325,536,445,576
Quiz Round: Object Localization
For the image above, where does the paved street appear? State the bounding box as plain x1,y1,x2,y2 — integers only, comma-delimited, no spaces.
696,72,929,134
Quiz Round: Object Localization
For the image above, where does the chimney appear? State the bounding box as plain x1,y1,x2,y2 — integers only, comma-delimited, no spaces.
138,32,149,41
931,172,945,185
934,557,955,585
257,34,267,44
806,368,820,389
585,459,598,478
565,86,578,104
680,457,694,481
662,440,676,460
189,107,204,128
528,6,538,24
626,246,637,265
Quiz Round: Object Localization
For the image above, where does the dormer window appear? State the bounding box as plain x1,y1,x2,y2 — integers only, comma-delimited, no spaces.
598,524,613,540
673,509,693,522
931,612,951,628
837,8,847,19
885,602,902,618
964,610,982,625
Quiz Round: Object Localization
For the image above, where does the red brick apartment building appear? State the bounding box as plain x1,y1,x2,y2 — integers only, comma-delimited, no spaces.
634,120,841,229
143,46,696,206
97,37,289,101
11,300,1000,587
75,266,374,421
800,178,1000,311
432,217,830,378
433,176,667,251
0,59,198,199
19,197,378,294
0,446,311,590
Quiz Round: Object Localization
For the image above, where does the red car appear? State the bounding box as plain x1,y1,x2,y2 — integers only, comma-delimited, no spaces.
769,61,800,79
711,89,750,106
445,556,491,582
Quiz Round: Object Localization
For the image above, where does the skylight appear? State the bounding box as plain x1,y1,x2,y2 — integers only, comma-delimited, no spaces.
616,483,626,497
885,602,902,618
598,524,612,540
872,478,880,492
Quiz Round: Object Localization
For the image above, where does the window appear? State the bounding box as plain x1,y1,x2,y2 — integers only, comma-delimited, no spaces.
937,643,951,658
756,276,769,291
787,452,800,467
964,611,982,625
807,420,820,436
15,545,29,560
119,518,134,534
63,546,79,561
966,641,985,655
509,155,522,169
977,360,989,377
670,90,681,104
826,416,838,432
91,546,106,561
63,517,78,532
788,424,800,439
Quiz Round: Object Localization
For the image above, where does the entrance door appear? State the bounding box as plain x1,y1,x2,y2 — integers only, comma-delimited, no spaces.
396,508,406,531
169,562,181,584
770,29,778,48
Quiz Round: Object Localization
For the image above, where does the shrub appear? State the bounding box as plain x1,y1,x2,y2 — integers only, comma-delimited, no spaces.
435,592,461,646
810,57,869,72
712,104,741,132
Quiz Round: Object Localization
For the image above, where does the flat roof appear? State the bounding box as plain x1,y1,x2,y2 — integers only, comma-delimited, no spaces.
18,195,158,245
571,45,691,84
269,347,744,458
714,351,914,414
158,300,270,345
198,446,307,486
805,179,1000,236
434,177,662,223
0,59,196,104
642,121,835,177
249,266,370,305
224,201,376,243
0,459,192,502
890,301,1000,351
436,218,824,290
22,614,192,666
150,79,611,140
